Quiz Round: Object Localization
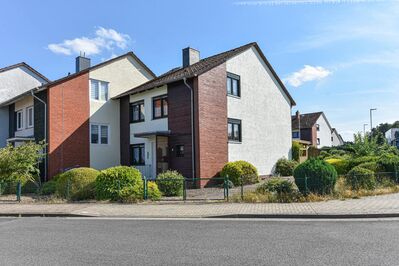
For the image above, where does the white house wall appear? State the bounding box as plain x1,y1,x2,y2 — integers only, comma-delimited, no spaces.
14,95,34,138
331,130,342,146
316,115,332,148
0,107,8,147
89,56,153,170
226,47,292,175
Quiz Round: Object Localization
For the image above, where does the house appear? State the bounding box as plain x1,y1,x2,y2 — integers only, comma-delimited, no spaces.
0,53,155,181
115,42,296,187
292,111,343,148
0,62,50,147
385,128,399,148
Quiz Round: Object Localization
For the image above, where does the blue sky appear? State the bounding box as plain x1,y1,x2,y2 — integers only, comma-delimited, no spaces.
1,0,398,140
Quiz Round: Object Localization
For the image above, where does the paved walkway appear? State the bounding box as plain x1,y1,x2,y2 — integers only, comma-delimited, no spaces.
0,193,398,218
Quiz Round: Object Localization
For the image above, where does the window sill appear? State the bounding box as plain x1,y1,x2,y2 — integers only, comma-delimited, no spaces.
152,116,168,120
228,140,242,144
227,94,241,99
131,120,145,124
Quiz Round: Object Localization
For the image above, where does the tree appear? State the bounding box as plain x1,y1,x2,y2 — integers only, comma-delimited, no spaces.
0,142,46,186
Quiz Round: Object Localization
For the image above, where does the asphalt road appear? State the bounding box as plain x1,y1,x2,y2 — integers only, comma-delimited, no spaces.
0,217,398,265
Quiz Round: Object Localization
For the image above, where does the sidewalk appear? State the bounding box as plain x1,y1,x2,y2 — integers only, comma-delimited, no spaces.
1,193,399,218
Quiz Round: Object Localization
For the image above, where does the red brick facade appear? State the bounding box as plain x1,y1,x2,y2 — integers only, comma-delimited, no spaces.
194,63,228,187
48,72,90,178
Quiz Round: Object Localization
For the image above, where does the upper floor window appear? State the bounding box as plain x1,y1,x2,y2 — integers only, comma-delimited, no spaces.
27,106,34,128
228,118,241,142
176,145,184,157
292,131,300,139
316,124,320,131
16,110,23,130
331,136,333,142
227,73,240,97
90,79,109,101
130,101,145,123
153,95,168,119
317,138,320,145
91,124,109,144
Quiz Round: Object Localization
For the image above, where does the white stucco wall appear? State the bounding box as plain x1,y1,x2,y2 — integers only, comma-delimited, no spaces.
0,107,9,147
331,130,342,146
316,115,332,148
14,95,34,138
0,66,46,104
89,55,154,170
226,47,292,175
129,86,168,176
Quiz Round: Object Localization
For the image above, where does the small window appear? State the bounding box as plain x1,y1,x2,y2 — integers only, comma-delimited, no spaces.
153,95,168,119
90,79,109,101
292,131,299,138
228,118,241,142
176,145,184,157
27,106,34,128
316,124,320,131
317,138,320,145
16,110,24,130
91,124,109,144
331,136,333,142
227,73,240,97
131,144,145,165
130,101,145,123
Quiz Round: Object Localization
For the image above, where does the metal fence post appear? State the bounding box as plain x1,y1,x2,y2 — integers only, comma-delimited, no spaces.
226,175,229,202
16,181,21,202
143,176,147,200
241,175,244,200
223,175,227,200
66,178,70,200
304,176,308,196
183,179,187,201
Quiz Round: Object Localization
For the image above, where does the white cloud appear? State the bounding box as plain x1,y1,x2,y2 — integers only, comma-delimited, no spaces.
48,27,130,56
284,65,332,87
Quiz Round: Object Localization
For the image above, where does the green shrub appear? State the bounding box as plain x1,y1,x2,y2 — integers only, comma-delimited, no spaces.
220,161,259,186
377,154,399,173
346,166,376,190
275,158,298,176
96,166,143,202
294,158,337,195
147,181,161,201
256,178,295,194
325,158,350,175
40,180,57,195
292,141,301,162
348,156,378,170
356,161,378,173
156,170,184,197
56,168,99,200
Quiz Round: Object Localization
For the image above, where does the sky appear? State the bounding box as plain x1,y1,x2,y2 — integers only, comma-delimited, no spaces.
1,0,398,141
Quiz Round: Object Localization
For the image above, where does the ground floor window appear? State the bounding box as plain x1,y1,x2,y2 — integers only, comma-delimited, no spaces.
91,124,109,144
228,118,241,142
131,144,145,165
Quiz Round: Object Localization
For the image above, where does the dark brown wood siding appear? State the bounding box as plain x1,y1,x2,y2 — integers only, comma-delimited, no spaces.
120,95,131,165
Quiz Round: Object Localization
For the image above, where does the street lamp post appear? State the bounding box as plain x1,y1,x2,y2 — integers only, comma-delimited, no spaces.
363,123,368,136
370,108,377,132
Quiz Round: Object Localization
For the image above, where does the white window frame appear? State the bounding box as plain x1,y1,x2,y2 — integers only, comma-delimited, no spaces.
90,79,109,102
27,106,34,128
90,123,110,145
16,109,24,131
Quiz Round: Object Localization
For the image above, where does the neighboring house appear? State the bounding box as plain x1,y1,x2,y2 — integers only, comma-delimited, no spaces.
385,128,399,148
0,62,50,148
1,53,155,180
292,111,342,148
115,42,296,187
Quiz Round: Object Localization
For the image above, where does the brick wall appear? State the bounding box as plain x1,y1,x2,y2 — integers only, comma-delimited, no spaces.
48,73,90,178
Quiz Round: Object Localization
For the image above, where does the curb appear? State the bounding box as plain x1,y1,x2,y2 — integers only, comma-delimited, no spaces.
0,213,94,218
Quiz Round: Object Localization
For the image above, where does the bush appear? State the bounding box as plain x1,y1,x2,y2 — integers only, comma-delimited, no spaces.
56,168,99,200
96,166,143,202
377,154,399,173
40,180,57,195
156,170,184,197
220,161,259,186
357,161,378,173
294,158,337,195
325,158,350,175
348,156,378,170
292,141,301,162
346,166,376,190
275,158,298,176
147,181,161,201
256,178,295,194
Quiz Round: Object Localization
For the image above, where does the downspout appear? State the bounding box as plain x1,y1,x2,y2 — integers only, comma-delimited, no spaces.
31,89,47,182
183,78,195,182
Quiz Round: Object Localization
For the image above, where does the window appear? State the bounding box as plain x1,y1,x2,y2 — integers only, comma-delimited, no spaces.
131,144,145,165
91,124,109,144
292,131,300,138
130,101,145,123
27,106,34,128
90,79,109,101
153,95,168,119
227,73,240,97
331,136,334,142
316,124,320,131
317,138,320,145
16,110,24,130
228,118,241,142
176,145,184,157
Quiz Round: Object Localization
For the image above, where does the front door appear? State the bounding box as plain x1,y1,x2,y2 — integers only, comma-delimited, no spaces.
156,136,169,175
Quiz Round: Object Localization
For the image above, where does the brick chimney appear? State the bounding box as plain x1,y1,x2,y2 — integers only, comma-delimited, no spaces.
75,53,91,73
182,47,200,67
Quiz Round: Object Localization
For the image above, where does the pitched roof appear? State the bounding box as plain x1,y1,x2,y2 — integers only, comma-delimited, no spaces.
114,42,296,105
41,51,156,88
0,62,50,83
292,112,323,129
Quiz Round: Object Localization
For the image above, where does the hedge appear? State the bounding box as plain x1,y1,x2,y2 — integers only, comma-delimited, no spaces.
56,167,99,200
275,158,298,176
220,161,259,186
156,170,184,197
346,166,376,190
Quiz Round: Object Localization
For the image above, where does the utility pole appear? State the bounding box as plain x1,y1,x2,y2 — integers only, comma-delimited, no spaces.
363,123,368,136
370,108,377,132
